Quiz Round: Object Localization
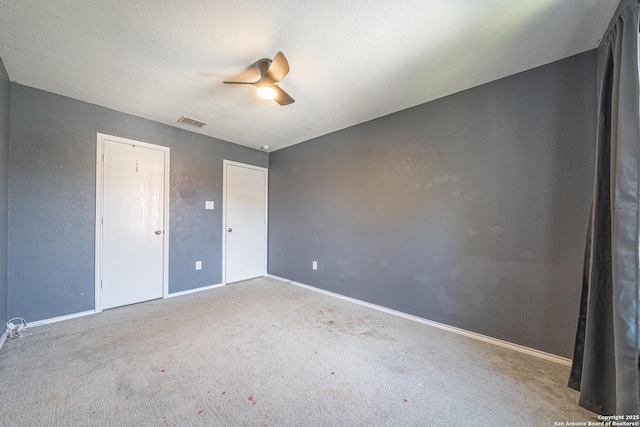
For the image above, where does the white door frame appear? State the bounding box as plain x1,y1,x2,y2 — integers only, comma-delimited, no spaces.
222,160,268,285
94,133,171,313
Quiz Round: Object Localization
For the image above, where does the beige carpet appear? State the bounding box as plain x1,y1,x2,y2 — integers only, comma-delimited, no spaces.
0,277,595,426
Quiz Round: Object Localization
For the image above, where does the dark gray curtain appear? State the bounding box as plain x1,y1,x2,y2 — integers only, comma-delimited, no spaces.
569,0,640,416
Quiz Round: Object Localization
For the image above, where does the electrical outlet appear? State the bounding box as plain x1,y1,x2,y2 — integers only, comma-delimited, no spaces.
312,261,317,270
205,201,214,210
195,261,202,270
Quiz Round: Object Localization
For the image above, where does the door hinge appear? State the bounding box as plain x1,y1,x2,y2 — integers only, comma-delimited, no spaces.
100,280,103,289
101,217,103,226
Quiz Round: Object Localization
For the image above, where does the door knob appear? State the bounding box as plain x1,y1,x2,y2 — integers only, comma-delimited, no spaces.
155,230,162,235
228,228,233,232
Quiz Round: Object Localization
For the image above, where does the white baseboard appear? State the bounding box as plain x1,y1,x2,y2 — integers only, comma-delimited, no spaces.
19,284,225,330
165,283,224,299
0,331,6,352
27,310,96,327
267,274,572,367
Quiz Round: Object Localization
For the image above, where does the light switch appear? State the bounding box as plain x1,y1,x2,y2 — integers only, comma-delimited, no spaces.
205,201,214,210
195,261,202,270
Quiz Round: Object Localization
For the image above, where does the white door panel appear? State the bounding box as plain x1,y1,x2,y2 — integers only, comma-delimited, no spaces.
225,163,267,284
102,139,165,309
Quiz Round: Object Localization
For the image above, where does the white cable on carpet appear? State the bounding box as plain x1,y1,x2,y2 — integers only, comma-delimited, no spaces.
5,317,52,339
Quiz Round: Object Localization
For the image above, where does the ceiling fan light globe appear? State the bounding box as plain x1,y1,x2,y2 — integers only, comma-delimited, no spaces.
257,85,277,100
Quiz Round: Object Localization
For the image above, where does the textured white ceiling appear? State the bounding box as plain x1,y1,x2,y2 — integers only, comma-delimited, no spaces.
0,0,619,152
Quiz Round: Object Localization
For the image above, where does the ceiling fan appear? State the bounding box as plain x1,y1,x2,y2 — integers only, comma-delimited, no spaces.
223,51,295,106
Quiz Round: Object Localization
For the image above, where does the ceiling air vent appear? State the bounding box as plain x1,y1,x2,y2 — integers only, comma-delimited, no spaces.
177,116,208,128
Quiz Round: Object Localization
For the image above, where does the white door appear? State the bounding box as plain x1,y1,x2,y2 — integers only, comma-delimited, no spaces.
224,161,267,284
100,138,166,309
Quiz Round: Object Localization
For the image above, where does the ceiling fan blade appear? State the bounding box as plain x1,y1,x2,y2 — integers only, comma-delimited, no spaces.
225,61,262,83
265,51,290,83
273,85,295,106
223,81,257,85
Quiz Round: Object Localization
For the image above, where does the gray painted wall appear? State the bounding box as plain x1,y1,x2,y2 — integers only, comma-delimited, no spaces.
0,58,10,323
268,50,597,358
8,84,267,321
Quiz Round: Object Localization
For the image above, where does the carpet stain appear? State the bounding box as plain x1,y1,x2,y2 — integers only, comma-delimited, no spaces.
389,365,407,374
197,409,204,415
326,388,350,400
359,327,397,342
